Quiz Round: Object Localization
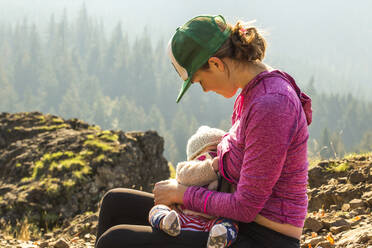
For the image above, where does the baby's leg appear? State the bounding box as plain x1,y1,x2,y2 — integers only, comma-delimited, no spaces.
207,218,239,248
149,204,181,237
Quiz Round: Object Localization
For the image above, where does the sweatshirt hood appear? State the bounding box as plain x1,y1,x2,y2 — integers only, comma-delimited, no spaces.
234,70,313,126
275,70,313,126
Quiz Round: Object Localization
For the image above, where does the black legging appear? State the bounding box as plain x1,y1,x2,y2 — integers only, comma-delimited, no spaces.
95,188,300,248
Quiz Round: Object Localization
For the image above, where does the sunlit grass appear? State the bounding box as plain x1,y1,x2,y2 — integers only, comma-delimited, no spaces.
62,179,76,188
51,117,64,124
343,151,372,160
13,124,69,131
325,162,350,173
168,162,176,179
84,139,114,152
308,157,321,169
35,124,69,131
93,154,106,163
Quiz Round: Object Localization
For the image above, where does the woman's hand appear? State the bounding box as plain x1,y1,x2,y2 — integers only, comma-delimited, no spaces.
153,179,188,206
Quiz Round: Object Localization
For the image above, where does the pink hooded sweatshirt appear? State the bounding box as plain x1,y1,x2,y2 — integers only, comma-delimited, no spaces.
183,70,312,228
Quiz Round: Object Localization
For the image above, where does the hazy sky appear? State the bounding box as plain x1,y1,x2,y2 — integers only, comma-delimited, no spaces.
0,0,371,97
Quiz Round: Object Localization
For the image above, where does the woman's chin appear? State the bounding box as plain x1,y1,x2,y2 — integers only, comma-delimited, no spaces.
223,91,238,98
214,89,237,98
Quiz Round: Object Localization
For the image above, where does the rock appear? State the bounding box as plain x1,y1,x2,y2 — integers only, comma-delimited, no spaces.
362,191,372,199
39,241,49,248
362,192,372,207
330,225,350,234
303,236,324,247
329,205,338,211
349,199,365,209
348,170,365,184
318,161,329,167
322,217,351,230
315,240,332,248
308,166,327,188
357,156,367,161
342,203,351,211
0,112,170,236
338,177,348,183
351,207,366,215
0,135,5,148
44,233,54,239
304,217,323,232
53,238,69,248
337,224,372,246
331,218,350,228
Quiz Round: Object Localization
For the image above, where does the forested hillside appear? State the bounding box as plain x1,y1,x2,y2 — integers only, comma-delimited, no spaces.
0,7,371,163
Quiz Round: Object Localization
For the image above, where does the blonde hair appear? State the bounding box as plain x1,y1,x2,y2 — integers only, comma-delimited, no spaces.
201,19,267,69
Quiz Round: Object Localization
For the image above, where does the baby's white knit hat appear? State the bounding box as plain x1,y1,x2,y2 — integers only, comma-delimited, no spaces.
186,126,226,161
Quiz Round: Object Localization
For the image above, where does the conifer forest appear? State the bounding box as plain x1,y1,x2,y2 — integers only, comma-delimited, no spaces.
0,5,371,164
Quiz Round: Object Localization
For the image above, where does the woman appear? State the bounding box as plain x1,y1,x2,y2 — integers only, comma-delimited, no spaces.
95,15,312,248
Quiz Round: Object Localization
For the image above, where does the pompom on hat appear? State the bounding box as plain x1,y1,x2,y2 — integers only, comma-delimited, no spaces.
187,126,226,161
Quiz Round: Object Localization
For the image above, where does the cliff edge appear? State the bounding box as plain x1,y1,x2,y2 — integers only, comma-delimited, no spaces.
0,112,170,247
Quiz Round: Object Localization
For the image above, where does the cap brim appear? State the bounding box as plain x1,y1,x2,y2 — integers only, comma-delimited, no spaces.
176,78,192,103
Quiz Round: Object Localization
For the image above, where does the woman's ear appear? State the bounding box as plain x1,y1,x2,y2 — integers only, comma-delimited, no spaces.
208,57,225,72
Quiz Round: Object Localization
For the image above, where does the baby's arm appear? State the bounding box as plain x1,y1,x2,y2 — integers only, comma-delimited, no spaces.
176,158,218,186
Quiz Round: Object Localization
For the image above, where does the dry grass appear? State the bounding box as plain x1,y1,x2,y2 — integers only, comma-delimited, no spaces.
1,216,42,241
17,218,30,241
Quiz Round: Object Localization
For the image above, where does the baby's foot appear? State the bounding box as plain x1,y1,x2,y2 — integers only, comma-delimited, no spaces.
207,224,227,248
161,210,181,237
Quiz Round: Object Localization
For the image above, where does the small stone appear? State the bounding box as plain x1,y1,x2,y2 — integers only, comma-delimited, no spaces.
303,236,324,247
362,191,372,199
365,197,372,207
44,232,54,239
353,207,366,215
53,238,69,248
349,199,364,209
39,241,49,248
350,216,363,227
315,240,332,248
330,205,338,211
328,178,338,185
70,237,79,243
318,161,329,167
357,156,366,161
342,203,351,211
348,170,365,184
330,225,350,234
338,177,348,183
304,217,324,232
322,217,350,230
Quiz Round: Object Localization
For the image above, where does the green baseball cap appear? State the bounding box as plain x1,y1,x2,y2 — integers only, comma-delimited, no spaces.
168,15,231,103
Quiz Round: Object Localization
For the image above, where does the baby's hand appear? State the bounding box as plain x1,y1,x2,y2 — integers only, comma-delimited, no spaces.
212,157,219,172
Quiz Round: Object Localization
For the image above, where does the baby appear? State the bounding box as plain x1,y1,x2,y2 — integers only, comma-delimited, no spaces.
149,126,238,248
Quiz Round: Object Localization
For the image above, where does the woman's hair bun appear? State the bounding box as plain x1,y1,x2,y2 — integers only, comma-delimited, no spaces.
230,21,267,62
201,19,267,70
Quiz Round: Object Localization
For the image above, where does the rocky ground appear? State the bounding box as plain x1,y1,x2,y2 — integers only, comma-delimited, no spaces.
0,212,98,248
0,112,371,247
301,154,372,248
